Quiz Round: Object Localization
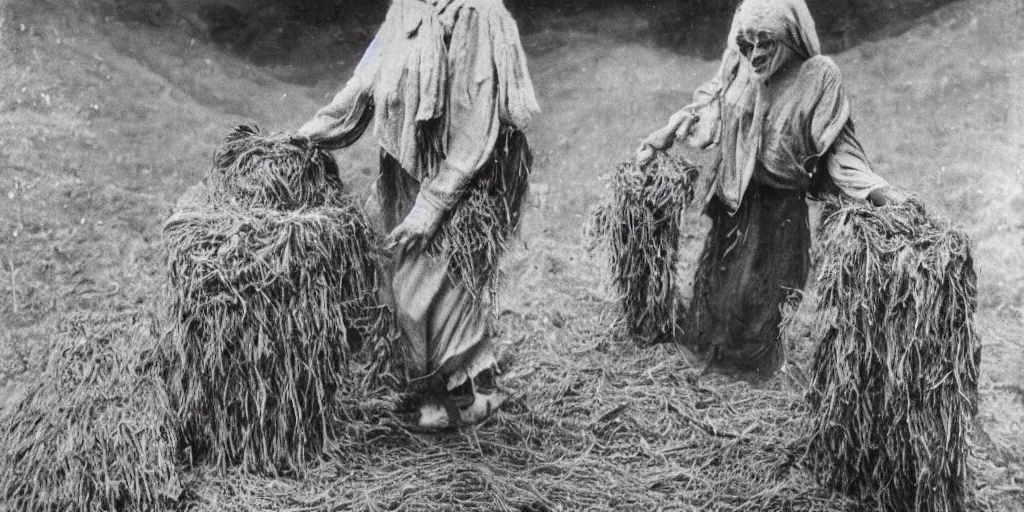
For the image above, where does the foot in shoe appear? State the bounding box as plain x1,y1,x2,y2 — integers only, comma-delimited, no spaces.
460,390,506,424
473,368,498,394
417,403,452,429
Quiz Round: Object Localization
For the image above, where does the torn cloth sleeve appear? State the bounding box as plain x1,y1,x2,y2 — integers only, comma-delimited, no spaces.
297,34,381,149
808,60,889,200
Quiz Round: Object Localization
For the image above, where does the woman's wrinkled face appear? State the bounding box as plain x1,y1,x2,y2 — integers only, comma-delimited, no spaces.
737,30,790,80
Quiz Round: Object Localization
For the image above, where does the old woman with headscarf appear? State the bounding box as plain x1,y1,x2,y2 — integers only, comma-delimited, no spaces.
636,0,903,374
298,0,539,430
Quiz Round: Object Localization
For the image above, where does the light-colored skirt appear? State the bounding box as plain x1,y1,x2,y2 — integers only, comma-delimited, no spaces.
368,129,531,391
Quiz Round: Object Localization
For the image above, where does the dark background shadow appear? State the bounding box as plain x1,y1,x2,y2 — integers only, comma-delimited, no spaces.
102,0,960,66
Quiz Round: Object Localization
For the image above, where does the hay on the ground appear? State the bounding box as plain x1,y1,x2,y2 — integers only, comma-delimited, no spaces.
0,310,180,512
163,125,400,475
585,152,699,344
426,128,532,301
180,335,857,512
805,197,981,511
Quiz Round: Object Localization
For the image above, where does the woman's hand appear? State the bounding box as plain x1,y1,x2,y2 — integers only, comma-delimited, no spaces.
867,186,908,207
674,113,697,141
634,126,674,166
634,143,657,167
384,199,446,252
634,112,697,167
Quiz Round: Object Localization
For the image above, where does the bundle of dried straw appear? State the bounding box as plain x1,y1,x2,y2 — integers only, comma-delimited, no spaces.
805,198,981,511
426,128,532,301
585,152,699,344
0,310,180,512
207,124,348,211
163,125,399,475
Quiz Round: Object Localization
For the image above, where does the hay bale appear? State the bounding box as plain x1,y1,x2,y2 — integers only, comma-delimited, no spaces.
0,310,181,512
805,197,981,511
585,152,699,344
427,128,532,301
163,125,399,475
209,124,348,211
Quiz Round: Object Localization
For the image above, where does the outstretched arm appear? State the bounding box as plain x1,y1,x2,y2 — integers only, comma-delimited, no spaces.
809,60,900,206
634,50,736,166
298,79,374,150
297,35,381,149
635,106,703,165
825,124,895,205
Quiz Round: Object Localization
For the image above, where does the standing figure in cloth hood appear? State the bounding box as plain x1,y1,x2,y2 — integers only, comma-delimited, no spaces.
636,0,904,375
299,0,539,430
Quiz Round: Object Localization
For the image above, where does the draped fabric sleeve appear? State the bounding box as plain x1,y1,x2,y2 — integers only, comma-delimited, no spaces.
418,5,502,212
296,31,382,150
824,124,889,200
809,58,889,200
680,48,740,150
490,1,540,130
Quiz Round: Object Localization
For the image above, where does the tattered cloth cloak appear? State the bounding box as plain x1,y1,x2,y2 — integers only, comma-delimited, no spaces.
300,0,539,390
677,0,889,373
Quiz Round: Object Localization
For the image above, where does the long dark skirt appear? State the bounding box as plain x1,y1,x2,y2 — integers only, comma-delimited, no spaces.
684,183,810,375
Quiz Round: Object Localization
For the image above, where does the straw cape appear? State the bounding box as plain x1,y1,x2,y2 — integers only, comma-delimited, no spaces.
424,127,532,300
163,125,399,474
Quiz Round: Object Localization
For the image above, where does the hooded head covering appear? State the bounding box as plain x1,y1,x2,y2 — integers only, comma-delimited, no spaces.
686,0,827,212
729,0,820,62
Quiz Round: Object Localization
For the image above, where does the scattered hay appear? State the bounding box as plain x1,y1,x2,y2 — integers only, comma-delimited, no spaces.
163,125,400,475
427,128,533,301
0,310,181,512
585,152,699,344
179,327,856,512
805,197,981,511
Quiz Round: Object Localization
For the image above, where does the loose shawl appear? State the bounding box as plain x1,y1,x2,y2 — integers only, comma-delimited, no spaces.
299,0,539,209
682,0,887,211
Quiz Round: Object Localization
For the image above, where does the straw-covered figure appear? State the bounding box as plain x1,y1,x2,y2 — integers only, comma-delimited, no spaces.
636,0,905,374
299,0,539,431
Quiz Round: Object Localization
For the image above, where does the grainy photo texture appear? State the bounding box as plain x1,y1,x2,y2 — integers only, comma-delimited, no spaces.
0,0,1021,511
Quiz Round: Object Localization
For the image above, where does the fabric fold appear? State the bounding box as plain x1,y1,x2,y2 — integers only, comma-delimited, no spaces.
676,0,887,211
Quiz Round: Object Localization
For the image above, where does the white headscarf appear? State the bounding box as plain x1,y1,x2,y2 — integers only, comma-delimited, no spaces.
728,0,820,61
